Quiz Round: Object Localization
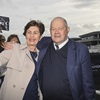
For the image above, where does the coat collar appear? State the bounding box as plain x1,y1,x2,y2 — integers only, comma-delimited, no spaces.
18,43,39,71
19,43,39,59
19,43,32,61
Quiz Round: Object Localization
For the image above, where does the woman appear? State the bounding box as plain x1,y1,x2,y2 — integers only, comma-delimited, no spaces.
0,20,45,100
7,34,21,44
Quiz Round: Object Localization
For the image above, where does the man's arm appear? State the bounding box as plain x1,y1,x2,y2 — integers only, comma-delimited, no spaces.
80,45,96,100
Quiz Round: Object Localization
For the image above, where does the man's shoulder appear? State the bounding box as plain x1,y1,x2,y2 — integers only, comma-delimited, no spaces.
70,39,87,48
69,39,88,52
37,36,52,49
41,36,51,42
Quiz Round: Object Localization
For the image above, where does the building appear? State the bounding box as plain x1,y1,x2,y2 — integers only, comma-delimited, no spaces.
75,31,100,99
78,31,100,53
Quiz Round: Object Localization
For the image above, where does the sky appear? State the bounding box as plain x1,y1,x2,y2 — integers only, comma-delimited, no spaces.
0,0,100,43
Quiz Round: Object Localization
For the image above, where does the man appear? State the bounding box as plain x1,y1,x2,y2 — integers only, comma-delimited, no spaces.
37,17,96,100
4,17,96,100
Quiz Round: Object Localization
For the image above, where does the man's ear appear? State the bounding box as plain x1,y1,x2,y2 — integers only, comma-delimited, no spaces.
67,27,70,33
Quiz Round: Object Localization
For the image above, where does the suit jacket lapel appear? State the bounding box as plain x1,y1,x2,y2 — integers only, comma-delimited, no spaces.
67,40,79,100
67,40,78,100
19,44,33,71
67,40,76,78
25,48,33,61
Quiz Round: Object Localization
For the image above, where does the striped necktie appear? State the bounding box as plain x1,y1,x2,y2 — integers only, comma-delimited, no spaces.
55,44,59,50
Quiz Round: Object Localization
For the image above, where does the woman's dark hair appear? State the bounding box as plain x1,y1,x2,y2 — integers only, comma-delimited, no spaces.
0,34,6,46
7,34,21,44
23,20,45,36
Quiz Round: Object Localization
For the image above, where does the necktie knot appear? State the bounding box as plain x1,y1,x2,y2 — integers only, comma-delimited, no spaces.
30,52,37,59
55,44,59,50
32,52,37,58
30,52,37,65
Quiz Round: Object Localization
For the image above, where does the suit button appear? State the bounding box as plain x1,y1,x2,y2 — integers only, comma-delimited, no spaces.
13,84,16,87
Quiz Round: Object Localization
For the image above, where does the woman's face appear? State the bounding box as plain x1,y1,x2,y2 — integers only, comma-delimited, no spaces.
10,37,19,43
26,26,42,47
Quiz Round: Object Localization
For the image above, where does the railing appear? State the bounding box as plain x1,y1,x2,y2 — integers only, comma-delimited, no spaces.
88,45,100,53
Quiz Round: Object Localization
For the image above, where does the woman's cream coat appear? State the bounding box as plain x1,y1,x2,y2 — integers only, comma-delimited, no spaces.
0,43,39,100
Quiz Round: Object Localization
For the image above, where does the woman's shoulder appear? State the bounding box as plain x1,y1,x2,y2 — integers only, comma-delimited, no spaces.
13,43,27,49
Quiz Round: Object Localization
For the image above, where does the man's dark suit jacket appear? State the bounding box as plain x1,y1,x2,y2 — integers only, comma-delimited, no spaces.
37,37,96,100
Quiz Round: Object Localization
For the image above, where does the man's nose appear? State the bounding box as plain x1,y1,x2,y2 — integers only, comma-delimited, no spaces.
55,28,59,33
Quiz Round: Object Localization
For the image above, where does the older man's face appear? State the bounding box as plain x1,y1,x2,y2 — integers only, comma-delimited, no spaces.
50,18,70,45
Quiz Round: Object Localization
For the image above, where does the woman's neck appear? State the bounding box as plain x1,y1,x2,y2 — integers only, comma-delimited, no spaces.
28,46,37,52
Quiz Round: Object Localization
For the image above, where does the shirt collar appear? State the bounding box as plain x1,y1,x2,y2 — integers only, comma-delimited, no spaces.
54,38,69,50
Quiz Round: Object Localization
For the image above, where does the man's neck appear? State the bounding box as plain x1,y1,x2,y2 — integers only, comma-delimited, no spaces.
54,38,69,49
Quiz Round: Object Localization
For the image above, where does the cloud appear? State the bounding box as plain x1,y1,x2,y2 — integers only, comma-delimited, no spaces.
69,23,100,38
0,0,100,42
70,0,100,9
